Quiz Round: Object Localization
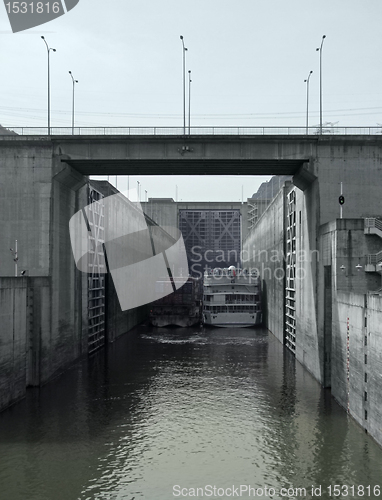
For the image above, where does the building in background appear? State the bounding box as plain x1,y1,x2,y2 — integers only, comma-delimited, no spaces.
142,199,246,277
141,176,292,276
179,208,241,277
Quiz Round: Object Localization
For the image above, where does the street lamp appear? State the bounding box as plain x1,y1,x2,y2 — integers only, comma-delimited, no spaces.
188,70,192,135
304,71,313,134
68,71,78,135
180,35,188,136
316,35,326,135
41,36,56,135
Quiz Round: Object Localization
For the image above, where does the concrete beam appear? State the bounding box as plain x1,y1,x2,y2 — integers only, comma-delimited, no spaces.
53,156,87,191
63,158,306,177
293,162,317,191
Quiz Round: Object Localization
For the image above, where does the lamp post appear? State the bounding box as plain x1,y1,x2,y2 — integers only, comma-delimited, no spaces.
180,35,187,136
316,35,326,135
68,71,78,135
41,36,56,135
304,70,313,134
188,70,192,135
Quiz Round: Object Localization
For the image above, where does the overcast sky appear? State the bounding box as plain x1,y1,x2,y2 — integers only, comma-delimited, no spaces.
2,0,382,201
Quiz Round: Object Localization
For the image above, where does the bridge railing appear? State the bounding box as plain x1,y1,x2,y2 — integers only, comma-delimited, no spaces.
2,126,382,136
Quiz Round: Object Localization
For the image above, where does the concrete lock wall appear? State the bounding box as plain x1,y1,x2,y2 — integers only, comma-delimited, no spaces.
105,214,177,341
0,153,160,412
320,219,381,297
319,219,382,388
333,292,382,448
89,181,178,342
26,277,52,387
243,199,382,389
0,144,84,394
0,143,53,276
48,160,84,381
294,177,322,383
0,278,28,410
312,139,382,224
243,179,323,384
106,278,149,342
243,183,288,343
367,294,382,447
0,277,51,410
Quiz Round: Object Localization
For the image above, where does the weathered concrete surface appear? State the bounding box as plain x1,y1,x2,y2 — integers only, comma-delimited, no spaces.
367,294,382,446
26,277,52,387
244,196,382,389
0,277,51,410
48,158,84,381
0,142,81,407
332,292,364,424
0,142,53,277
0,278,28,409
333,292,382,448
320,219,382,295
0,151,164,412
318,219,382,387
106,278,149,342
294,178,321,383
243,184,289,343
243,178,323,384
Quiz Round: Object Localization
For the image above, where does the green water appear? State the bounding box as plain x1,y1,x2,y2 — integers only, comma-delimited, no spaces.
0,326,381,499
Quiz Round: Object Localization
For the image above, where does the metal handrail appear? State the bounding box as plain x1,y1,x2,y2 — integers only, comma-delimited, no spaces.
365,218,382,232
367,250,382,265
2,126,382,137
365,218,373,228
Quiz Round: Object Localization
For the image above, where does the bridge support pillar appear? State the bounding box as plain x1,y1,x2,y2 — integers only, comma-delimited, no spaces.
293,162,317,191
53,155,87,191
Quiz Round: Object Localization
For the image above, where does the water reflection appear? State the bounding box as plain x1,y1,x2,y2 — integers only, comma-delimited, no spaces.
0,326,381,500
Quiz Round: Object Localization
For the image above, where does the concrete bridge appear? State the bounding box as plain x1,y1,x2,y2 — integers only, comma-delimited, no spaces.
2,131,381,217
1,131,382,279
56,134,308,176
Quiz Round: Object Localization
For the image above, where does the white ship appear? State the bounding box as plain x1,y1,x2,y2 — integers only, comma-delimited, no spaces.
202,266,262,327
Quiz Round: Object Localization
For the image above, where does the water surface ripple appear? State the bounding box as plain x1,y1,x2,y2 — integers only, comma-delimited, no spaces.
0,326,381,499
